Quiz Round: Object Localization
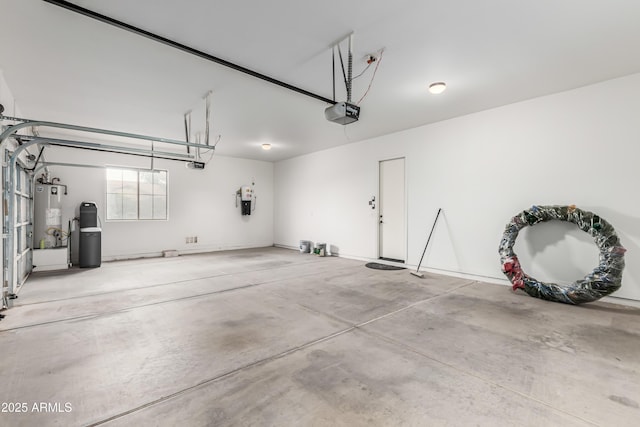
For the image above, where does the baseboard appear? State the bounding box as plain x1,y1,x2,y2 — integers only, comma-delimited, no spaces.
102,243,276,262
278,247,640,308
104,244,640,307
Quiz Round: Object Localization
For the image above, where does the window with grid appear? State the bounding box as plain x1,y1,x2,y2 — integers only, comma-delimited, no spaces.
106,168,167,220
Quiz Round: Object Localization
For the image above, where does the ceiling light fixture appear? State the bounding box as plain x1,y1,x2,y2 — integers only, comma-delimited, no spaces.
261,143,272,150
428,82,447,94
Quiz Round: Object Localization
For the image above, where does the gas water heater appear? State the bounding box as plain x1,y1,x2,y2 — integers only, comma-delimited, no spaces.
34,184,66,248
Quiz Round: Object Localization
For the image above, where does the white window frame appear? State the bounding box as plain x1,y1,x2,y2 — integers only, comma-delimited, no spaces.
105,167,168,221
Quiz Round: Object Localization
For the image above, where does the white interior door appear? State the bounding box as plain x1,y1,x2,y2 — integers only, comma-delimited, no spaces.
379,158,406,262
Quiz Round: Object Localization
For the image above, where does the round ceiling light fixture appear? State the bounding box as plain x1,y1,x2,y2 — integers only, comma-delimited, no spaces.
261,143,272,150
428,82,447,94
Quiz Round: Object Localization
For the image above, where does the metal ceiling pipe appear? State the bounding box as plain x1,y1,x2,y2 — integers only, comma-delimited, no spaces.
22,136,194,161
204,91,212,146
184,111,192,154
347,33,353,103
34,162,131,173
22,136,196,161
0,115,207,150
43,0,337,105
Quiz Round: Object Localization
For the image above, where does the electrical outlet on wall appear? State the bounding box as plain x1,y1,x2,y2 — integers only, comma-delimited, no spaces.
194,236,198,243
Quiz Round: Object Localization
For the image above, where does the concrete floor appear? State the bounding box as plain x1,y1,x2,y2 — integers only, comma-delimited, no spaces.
1,247,639,426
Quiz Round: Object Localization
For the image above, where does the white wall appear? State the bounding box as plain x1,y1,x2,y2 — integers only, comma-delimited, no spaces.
0,69,21,118
275,73,640,301
43,148,274,261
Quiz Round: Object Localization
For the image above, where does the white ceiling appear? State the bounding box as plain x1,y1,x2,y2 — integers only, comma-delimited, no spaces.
2,0,640,162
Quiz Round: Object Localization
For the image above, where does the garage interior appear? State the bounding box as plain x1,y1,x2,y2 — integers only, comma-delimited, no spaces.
1,1,640,426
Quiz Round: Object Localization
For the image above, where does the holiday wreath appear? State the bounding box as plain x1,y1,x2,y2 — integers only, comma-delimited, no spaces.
498,205,626,304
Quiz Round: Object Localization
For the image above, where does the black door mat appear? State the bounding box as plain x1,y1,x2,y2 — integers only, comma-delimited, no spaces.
365,262,406,271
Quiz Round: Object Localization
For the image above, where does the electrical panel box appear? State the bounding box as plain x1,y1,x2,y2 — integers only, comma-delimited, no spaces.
240,186,253,201
239,186,253,215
